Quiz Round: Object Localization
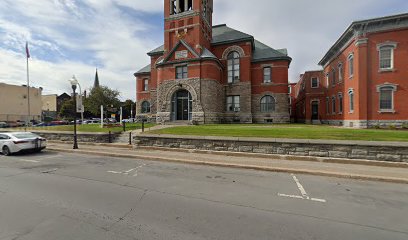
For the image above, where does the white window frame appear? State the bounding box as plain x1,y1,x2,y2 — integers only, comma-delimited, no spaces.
325,73,329,87
143,79,149,92
377,42,397,71
141,101,151,113
263,67,272,83
376,84,397,113
338,62,343,82
260,95,276,113
311,77,319,88
348,89,354,113
338,93,343,114
176,65,188,79
331,96,336,114
348,54,354,79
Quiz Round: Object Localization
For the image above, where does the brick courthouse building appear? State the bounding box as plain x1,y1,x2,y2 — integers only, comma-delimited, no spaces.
134,0,291,124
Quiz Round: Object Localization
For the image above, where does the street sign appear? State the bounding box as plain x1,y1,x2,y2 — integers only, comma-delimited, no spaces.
76,95,84,113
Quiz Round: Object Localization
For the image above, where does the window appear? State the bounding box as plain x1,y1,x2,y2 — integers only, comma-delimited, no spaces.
326,97,330,114
331,69,336,86
338,63,343,82
379,86,394,111
311,77,319,88
379,46,395,70
170,0,193,15
141,101,150,113
260,95,276,112
263,67,271,83
227,96,240,112
325,73,329,87
348,90,354,112
176,65,188,79
227,51,240,83
288,86,292,94
338,94,343,113
332,96,336,114
348,54,354,78
143,79,149,91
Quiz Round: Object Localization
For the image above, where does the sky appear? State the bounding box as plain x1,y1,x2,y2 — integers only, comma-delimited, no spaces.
0,0,407,101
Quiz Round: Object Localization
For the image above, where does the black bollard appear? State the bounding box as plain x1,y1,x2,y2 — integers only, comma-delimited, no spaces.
108,131,112,143
129,132,132,145
123,121,126,132
142,121,145,133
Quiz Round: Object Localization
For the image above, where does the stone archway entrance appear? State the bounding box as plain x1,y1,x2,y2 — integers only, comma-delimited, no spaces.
171,89,192,121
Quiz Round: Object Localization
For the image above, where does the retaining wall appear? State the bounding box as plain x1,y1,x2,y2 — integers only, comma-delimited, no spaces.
134,134,408,163
32,131,121,143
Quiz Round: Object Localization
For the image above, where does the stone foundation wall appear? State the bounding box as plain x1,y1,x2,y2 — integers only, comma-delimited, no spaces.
134,134,408,163
32,131,121,143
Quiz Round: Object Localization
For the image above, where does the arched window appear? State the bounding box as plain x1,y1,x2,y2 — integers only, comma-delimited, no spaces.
227,51,240,83
348,54,354,78
260,95,275,112
141,101,150,113
348,89,354,112
338,63,343,82
331,68,336,86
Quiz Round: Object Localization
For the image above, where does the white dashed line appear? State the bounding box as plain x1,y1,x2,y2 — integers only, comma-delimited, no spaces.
278,174,327,203
108,164,146,177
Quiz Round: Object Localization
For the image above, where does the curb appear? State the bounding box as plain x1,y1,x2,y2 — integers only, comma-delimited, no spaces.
137,146,408,168
47,147,408,184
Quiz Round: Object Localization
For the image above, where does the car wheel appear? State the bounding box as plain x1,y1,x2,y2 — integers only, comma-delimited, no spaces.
2,146,11,156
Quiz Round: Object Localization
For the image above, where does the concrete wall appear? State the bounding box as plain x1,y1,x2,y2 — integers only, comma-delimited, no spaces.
134,134,408,163
33,131,122,143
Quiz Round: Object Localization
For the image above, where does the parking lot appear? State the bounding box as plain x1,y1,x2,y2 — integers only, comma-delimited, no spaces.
0,151,407,239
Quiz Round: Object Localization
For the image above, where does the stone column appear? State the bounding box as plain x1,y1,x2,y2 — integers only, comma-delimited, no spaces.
176,0,180,14
184,0,188,12
170,0,174,15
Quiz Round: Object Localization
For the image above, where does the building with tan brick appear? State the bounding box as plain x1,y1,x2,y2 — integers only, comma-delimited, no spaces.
134,0,291,124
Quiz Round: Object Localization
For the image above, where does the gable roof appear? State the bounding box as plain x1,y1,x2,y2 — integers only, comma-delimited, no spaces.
319,13,408,67
162,39,200,63
212,24,254,45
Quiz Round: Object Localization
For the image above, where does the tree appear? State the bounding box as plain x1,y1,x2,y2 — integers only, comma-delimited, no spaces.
122,99,135,119
59,99,76,120
84,85,121,116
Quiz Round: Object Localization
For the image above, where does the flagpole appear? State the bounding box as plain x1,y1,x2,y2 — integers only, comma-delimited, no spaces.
26,44,30,130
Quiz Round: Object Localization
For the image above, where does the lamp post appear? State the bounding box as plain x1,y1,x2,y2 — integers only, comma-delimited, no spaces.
69,75,79,149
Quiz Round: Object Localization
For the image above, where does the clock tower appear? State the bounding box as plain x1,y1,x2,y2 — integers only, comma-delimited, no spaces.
164,0,213,55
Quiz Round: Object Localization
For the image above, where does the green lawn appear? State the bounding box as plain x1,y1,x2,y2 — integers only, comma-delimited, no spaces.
150,124,408,142
8,123,156,133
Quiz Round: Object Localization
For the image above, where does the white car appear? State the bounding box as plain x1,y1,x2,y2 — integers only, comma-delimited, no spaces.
0,132,47,156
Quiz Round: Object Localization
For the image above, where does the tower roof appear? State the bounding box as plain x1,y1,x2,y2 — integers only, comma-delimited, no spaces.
94,69,100,88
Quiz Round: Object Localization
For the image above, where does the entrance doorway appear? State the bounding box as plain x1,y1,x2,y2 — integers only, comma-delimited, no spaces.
171,90,192,121
311,101,319,120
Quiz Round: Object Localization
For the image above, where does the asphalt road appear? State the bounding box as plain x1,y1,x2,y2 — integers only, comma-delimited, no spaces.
0,151,407,240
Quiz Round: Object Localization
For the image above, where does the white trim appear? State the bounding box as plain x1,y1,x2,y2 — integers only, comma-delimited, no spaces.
378,43,397,71
348,53,354,79
377,83,398,113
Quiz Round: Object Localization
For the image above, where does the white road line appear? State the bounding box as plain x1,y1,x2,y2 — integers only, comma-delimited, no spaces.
19,159,40,163
292,174,308,198
107,171,122,174
108,164,146,177
278,174,327,203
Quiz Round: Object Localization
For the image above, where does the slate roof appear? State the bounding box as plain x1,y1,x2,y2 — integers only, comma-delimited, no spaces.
134,64,151,76
139,24,291,73
252,40,291,62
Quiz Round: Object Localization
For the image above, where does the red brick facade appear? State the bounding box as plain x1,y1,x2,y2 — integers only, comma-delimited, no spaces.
135,0,291,124
294,13,408,128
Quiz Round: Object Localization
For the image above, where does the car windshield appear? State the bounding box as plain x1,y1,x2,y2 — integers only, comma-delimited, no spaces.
11,133,40,139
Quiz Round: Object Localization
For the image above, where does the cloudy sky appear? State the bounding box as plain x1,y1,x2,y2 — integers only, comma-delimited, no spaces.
0,0,407,100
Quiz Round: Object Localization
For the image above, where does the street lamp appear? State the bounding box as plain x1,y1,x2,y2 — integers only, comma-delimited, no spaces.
69,75,79,149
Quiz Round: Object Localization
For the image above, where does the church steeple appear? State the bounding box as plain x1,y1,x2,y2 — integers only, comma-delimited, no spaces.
94,68,100,88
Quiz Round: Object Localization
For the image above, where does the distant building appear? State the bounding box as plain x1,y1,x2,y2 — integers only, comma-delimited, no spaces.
42,94,58,120
57,93,71,114
0,83,42,122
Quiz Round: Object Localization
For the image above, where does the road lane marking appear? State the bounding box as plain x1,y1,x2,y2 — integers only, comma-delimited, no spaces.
19,159,40,163
107,164,146,177
278,174,327,203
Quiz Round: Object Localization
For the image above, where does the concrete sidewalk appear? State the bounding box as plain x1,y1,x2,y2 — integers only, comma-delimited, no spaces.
47,142,408,184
